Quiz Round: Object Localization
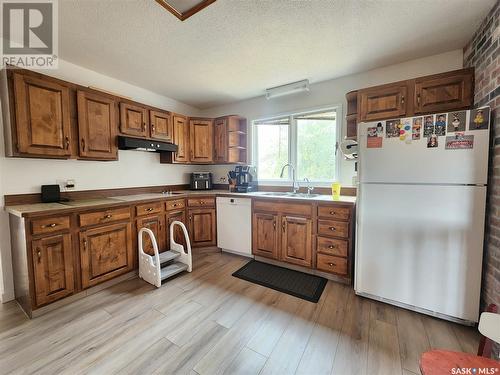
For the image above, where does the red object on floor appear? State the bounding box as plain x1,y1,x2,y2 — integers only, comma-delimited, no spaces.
420,350,500,375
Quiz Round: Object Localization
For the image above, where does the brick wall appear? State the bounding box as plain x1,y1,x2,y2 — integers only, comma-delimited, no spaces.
463,0,499,342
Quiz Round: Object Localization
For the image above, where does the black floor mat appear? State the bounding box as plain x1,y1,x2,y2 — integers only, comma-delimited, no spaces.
232,260,327,303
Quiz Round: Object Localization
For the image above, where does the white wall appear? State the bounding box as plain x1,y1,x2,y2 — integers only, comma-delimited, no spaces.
200,49,464,186
0,59,202,301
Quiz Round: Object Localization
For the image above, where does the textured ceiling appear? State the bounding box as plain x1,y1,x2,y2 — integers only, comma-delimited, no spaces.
59,0,494,109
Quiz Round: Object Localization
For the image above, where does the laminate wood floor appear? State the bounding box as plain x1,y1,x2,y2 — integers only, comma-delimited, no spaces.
0,249,480,375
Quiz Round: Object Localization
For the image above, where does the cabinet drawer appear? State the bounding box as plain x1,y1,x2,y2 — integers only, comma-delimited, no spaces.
166,199,185,211
318,220,349,238
253,200,312,217
317,254,347,275
136,201,164,216
187,197,215,208
317,237,348,257
31,216,70,235
318,205,351,221
79,207,131,227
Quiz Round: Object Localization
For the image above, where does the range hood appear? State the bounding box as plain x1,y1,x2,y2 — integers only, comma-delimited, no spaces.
118,136,178,152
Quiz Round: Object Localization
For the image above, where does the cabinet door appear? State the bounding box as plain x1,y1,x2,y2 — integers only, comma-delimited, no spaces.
119,102,149,137
31,234,74,306
13,73,72,157
80,222,133,288
137,215,165,255
77,90,117,160
252,213,279,259
173,115,189,163
188,208,216,247
358,84,408,121
167,210,187,248
280,216,312,267
150,110,172,141
414,70,473,114
189,119,213,163
214,118,228,163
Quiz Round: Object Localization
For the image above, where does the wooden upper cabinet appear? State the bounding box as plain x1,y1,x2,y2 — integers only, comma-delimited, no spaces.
414,69,473,114
252,213,279,259
120,102,149,137
80,222,133,289
214,118,228,163
77,90,117,160
31,233,74,306
280,216,312,267
188,208,216,247
172,115,190,163
150,110,172,141
358,83,408,122
189,119,213,163
13,73,72,157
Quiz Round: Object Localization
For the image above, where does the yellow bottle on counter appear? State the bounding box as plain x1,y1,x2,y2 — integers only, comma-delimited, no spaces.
331,182,341,200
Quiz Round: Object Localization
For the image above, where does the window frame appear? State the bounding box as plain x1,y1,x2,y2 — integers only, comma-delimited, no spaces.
251,104,342,187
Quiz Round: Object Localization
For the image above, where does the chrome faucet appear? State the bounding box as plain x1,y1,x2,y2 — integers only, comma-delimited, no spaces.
280,163,299,193
303,178,314,195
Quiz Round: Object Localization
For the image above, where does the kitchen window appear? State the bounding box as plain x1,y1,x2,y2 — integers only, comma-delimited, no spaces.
252,107,340,185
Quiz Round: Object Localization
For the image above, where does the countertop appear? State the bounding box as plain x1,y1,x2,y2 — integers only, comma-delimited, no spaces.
5,190,356,218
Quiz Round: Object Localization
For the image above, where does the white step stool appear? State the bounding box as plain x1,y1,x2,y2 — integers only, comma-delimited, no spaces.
138,221,192,287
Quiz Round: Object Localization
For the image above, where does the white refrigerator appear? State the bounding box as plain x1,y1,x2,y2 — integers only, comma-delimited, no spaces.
355,109,490,324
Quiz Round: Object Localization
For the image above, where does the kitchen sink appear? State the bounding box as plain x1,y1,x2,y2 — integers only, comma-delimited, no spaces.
257,192,321,198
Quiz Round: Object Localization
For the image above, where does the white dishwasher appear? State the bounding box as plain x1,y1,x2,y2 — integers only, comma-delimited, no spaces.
216,197,252,257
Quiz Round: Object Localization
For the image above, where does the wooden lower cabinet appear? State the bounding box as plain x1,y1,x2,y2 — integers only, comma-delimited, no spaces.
280,216,312,267
188,208,216,247
252,213,279,259
80,222,133,288
137,214,165,255
31,233,74,306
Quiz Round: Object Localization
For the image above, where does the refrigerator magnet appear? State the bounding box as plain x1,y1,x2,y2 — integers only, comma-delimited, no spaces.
445,133,474,150
367,125,383,148
427,134,438,148
386,120,400,138
447,111,466,133
469,107,490,130
412,117,422,140
423,115,434,137
434,113,447,136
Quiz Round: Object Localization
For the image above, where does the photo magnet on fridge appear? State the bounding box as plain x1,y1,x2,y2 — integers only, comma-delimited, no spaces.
445,133,474,150
427,134,438,148
447,111,466,133
469,107,490,130
412,117,422,140
386,120,400,138
434,113,447,136
367,123,383,148
423,115,434,137
399,119,411,143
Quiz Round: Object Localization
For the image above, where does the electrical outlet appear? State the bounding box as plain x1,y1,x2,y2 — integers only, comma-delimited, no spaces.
65,179,76,190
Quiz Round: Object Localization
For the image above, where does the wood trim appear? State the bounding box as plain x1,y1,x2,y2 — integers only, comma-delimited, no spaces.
155,0,216,21
4,184,190,205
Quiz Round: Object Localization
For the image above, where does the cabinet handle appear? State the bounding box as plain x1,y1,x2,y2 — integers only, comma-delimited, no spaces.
200,201,204,205
81,138,86,152
65,137,70,150
329,227,336,231
173,203,177,207
142,122,146,132
146,208,154,212
37,248,41,262
151,124,155,133
328,262,336,267
103,214,112,219
401,95,405,105
328,245,338,249
282,221,286,232
273,221,276,230
159,221,162,230
43,223,58,228
189,215,192,221
417,93,421,106
83,239,87,250
329,211,337,216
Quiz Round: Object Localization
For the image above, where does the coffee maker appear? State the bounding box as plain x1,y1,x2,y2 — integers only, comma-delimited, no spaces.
229,166,257,193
